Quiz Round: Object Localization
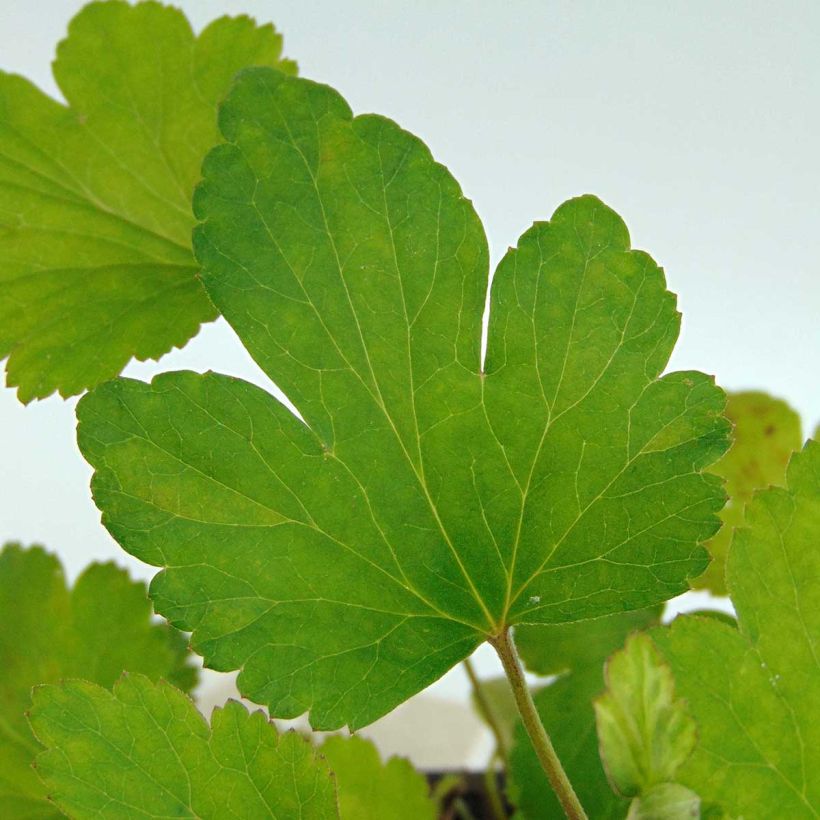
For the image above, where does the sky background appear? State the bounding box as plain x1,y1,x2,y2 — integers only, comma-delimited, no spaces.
1,0,818,766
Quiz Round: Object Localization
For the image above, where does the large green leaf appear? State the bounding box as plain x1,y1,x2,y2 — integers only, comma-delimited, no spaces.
77,69,729,729
29,676,338,819
652,440,820,818
696,391,802,594
0,543,195,818
0,1,295,401
320,735,436,820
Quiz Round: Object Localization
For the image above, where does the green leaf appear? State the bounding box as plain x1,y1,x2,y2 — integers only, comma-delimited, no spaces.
626,783,700,820
595,633,696,797
78,69,729,729
515,606,662,676
696,391,802,594
0,1,296,401
29,675,338,819
0,543,195,818
508,608,661,819
320,734,436,820
653,440,820,818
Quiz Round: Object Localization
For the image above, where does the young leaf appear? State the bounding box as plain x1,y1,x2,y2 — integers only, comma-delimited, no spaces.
0,543,195,818
0,1,296,401
595,633,696,797
29,676,337,819
320,735,436,819
626,783,700,820
696,391,802,594
652,440,820,818
507,608,660,819
77,69,729,729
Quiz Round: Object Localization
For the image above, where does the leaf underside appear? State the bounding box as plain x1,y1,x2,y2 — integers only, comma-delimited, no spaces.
78,68,730,729
0,543,195,818
653,440,820,818
0,0,295,401
29,676,337,819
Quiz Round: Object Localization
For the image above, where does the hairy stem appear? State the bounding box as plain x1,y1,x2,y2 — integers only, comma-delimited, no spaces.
490,628,587,820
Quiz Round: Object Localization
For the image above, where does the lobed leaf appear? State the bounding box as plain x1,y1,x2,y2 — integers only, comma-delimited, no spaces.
0,0,295,401
595,633,696,797
652,440,820,818
78,68,730,729
696,391,802,594
29,675,337,819
0,543,195,818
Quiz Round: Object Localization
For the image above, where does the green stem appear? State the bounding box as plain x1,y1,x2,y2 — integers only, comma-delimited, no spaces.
463,657,509,762
463,658,507,819
490,628,587,820
483,754,508,820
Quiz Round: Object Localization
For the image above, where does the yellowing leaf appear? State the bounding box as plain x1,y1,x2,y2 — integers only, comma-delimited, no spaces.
697,391,802,593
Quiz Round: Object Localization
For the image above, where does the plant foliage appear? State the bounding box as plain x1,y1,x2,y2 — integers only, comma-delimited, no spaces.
77,68,730,731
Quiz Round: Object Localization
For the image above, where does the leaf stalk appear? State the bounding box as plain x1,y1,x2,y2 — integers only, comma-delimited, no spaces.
490,628,587,820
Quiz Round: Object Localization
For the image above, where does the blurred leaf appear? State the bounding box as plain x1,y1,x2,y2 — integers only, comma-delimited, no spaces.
627,783,700,820
469,675,520,756
697,391,801,594
320,735,436,820
515,606,662,676
0,543,195,818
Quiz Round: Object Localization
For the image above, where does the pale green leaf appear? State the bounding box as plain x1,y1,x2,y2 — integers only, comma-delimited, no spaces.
320,735,435,820
652,440,820,818
29,675,337,819
696,391,802,593
0,543,195,819
626,783,700,820
0,0,295,401
595,633,696,797
78,69,729,729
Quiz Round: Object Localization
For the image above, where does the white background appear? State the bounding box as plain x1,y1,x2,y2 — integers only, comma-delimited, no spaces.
1,0,818,766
